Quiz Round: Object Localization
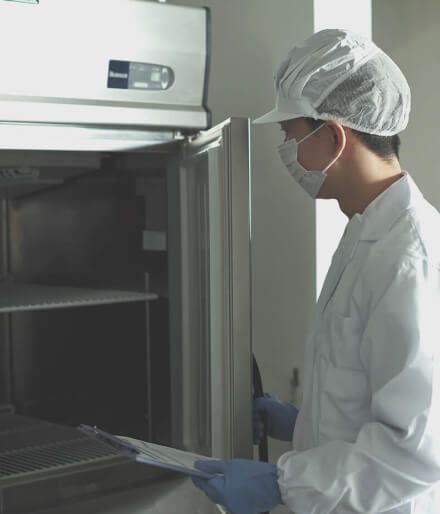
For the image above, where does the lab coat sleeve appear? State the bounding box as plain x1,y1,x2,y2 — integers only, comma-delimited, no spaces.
277,257,440,514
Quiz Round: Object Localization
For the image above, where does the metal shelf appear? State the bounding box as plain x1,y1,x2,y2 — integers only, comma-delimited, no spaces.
0,282,157,313
0,414,120,483
0,414,170,514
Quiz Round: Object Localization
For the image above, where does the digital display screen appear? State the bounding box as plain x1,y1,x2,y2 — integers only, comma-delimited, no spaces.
107,60,174,91
150,71,161,82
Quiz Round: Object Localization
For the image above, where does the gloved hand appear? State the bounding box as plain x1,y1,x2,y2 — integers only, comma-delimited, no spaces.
253,394,299,444
192,459,282,514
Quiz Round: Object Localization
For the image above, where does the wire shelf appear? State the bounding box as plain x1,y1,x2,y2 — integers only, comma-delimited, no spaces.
0,414,119,482
0,282,157,313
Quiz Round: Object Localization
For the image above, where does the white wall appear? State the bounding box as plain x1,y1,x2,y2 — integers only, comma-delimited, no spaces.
314,0,372,298
373,0,440,210
170,0,315,463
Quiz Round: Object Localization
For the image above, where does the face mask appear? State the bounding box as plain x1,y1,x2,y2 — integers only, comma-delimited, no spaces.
278,123,340,199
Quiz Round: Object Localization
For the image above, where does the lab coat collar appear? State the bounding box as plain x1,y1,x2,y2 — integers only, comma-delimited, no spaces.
316,172,422,316
358,172,424,242
317,212,363,316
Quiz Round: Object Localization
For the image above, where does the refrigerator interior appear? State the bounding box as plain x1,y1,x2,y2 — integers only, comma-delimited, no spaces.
0,146,180,512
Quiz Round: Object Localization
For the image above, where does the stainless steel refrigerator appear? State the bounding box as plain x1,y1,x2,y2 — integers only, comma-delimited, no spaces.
0,1,252,513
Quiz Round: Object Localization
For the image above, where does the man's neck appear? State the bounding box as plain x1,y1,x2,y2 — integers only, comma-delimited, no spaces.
337,157,404,219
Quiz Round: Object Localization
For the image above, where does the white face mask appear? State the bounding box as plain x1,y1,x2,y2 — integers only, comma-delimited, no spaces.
278,123,340,199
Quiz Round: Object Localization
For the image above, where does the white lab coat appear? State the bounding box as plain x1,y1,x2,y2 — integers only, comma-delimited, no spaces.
278,173,440,514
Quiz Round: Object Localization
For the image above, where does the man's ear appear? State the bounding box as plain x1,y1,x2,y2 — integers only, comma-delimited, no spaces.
326,121,346,158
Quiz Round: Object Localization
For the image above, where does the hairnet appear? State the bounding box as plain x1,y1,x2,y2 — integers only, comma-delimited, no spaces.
253,28,411,136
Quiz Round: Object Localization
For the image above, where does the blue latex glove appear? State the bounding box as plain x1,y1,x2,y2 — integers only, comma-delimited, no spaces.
192,459,282,514
253,394,299,444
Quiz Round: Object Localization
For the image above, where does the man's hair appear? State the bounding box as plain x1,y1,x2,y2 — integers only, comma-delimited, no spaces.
305,118,401,162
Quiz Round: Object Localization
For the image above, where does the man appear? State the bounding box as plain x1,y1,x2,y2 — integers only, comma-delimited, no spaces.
192,28,440,514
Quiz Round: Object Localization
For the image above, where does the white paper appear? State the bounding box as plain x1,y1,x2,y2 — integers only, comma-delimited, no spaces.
78,425,216,479
119,436,217,479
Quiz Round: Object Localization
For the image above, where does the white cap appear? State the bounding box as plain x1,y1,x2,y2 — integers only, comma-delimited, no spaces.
253,28,411,136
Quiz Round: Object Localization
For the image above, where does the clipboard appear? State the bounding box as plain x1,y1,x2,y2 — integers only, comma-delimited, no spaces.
78,424,217,479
